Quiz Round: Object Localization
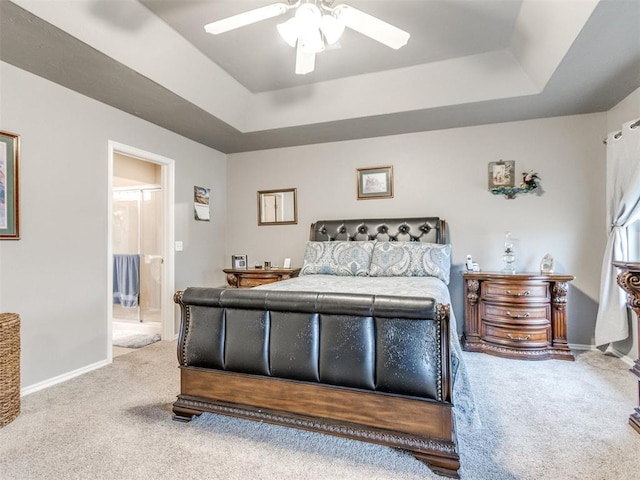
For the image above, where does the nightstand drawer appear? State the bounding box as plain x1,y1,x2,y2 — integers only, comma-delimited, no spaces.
238,276,280,288
224,267,301,288
483,281,549,302
483,303,550,325
482,323,551,348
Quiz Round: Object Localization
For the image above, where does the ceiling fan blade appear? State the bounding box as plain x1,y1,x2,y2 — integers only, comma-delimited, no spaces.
334,5,410,50
204,3,290,35
295,42,316,75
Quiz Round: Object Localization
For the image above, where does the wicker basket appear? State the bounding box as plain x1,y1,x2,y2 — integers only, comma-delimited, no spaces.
0,313,20,427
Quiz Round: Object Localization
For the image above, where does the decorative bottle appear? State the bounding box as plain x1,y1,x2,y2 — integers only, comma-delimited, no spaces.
502,231,516,274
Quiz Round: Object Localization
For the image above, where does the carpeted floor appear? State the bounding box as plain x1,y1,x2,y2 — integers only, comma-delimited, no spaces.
1,340,639,479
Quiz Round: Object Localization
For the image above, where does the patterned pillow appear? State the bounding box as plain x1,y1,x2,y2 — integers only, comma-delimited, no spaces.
300,241,375,276
369,241,452,283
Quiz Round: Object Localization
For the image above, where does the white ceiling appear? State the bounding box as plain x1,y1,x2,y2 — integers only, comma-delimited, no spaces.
1,0,639,153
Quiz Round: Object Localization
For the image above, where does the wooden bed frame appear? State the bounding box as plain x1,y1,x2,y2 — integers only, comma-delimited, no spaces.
173,218,461,478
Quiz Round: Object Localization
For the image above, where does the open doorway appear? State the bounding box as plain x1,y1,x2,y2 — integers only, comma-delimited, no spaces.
107,142,175,360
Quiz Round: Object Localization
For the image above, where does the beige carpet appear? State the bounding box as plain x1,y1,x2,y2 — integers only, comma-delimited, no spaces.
1,340,639,479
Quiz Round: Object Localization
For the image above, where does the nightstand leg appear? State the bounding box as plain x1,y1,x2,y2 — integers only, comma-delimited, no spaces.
462,279,482,350
550,281,572,357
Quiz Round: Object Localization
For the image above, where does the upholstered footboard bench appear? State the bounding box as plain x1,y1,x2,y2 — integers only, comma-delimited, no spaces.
173,287,460,478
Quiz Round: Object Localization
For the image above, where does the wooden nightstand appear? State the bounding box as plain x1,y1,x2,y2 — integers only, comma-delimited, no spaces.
223,267,301,288
462,271,574,360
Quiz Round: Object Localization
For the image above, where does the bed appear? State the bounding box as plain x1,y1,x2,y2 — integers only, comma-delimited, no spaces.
173,217,476,478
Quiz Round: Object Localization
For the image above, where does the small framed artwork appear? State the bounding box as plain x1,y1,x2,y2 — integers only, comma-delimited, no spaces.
193,186,211,221
0,130,20,239
488,160,515,189
231,254,248,270
357,166,393,200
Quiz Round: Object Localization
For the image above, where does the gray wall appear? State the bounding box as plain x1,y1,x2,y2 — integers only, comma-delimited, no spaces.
0,62,227,389
226,113,608,347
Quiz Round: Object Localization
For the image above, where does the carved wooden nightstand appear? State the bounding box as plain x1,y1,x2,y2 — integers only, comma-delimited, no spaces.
222,267,301,288
462,272,574,360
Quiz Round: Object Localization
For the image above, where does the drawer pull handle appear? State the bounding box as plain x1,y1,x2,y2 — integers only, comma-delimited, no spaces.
506,290,530,297
507,333,531,341
506,311,530,318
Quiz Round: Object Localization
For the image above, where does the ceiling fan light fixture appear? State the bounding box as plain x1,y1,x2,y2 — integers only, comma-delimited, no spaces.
295,3,322,26
277,17,300,47
204,1,410,76
319,14,344,45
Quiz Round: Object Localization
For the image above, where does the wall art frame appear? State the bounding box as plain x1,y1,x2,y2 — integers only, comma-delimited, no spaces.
488,160,515,189
0,130,20,239
257,188,297,226
194,185,211,221
356,165,393,200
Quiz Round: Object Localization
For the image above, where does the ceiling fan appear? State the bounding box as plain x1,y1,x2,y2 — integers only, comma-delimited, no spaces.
204,0,410,75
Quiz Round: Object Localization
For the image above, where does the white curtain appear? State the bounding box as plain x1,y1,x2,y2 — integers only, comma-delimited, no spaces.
595,119,640,347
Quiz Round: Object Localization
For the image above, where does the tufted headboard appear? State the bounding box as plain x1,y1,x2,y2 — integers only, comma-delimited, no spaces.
309,217,447,244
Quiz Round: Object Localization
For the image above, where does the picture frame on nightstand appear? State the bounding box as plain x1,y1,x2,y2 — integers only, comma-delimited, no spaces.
231,254,248,270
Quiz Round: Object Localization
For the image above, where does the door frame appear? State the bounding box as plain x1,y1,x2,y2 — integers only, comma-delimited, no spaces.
107,141,176,362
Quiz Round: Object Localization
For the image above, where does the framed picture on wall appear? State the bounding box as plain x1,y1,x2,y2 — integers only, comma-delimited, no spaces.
488,160,515,189
231,254,248,270
356,166,393,200
0,130,20,239
193,186,211,221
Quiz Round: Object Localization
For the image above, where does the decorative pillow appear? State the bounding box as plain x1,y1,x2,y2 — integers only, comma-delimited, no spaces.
300,241,375,276
369,241,452,283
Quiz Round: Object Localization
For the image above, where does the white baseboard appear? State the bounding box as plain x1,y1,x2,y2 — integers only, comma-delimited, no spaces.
569,342,597,352
21,359,110,397
606,349,636,367
569,342,635,367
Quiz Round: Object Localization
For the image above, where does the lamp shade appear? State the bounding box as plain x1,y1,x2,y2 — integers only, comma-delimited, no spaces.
320,15,344,45
295,3,321,26
277,17,299,47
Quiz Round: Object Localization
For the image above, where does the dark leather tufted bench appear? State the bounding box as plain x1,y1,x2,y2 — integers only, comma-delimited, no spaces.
173,287,460,478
